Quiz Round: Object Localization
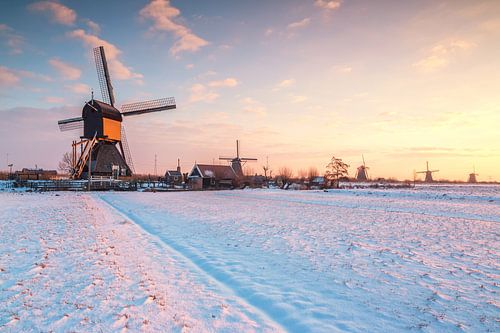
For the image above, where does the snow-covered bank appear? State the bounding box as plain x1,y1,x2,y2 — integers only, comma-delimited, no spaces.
0,192,281,332
99,187,499,332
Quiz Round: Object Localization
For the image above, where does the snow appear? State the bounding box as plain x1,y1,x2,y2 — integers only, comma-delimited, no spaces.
1,186,499,332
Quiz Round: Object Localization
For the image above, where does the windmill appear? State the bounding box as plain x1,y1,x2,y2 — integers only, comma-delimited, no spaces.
57,46,176,179
468,165,478,183
416,161,439,182
355,154,369,181
219,140,257,177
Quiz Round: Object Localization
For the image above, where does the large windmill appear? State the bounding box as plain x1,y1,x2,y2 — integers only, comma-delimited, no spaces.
219,140,257,177
355,154,369,181
416,161,439,182
468,165,478,183
57,46,176,179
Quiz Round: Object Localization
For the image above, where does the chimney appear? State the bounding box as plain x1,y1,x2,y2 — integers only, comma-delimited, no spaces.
177,158,181,172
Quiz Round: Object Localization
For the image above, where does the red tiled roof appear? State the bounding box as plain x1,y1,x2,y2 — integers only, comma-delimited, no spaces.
194,164,236,179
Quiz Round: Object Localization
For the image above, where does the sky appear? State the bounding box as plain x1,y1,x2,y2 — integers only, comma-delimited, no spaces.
1,0,499,181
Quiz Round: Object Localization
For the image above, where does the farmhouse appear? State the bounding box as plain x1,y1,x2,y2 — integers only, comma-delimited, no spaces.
165,159,183,186
188,163,237,189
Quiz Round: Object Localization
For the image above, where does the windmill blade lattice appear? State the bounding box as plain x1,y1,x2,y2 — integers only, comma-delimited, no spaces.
121,97,176,116
58,117,84,131
93,46,115,106
120,125,135,173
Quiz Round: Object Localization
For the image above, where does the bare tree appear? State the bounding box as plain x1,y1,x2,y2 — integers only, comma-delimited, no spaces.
307,167,319,182
262,164,270,181
58,152,76,175
58,152,71,174
297,169,307,182
244,166,255,176
307,166,319,189
278,166,294,188
324,156,349,188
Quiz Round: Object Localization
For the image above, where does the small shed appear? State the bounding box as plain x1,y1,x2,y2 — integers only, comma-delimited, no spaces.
188,163,237,189
165,170,183,186
164,159,183,186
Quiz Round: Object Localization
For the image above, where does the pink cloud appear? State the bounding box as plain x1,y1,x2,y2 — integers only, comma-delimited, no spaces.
314,0,341,10
139,0,209,56
28,1,77,26
189,83,219,103
67,29,143,81
0,24,24,54
208,77,239,88
287,18,311,30
45,96,65,104
49,58,81,80
0,66,21,87
67,83,90,94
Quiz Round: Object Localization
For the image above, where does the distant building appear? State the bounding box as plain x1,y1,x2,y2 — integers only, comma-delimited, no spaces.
165,159,183,186
188,163,237,190
311,176,326,188
15,168,57,181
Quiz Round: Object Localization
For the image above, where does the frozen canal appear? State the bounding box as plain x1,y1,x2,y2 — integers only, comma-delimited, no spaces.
1,186,499,332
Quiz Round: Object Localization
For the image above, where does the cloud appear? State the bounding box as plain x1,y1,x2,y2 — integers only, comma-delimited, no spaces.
275,78,296,90
413,39,475,72
185,63,194,70
287,18,311,30
291,95,308,103
241,97,267,116
208,77,239,88
0,24,25,54
17,69,52,82
67,83,90,94
49,58,81,80
332,65,352,73
84,19,100,35
265,28,273,36
314,0,341,10
67,29,143,81
189,83,219,103
28,1,77,26
45,96,65,104
139,0,209,56
0,66,21,87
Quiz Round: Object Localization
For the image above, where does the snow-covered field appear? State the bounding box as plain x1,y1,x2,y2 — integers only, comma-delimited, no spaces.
1,185,499,332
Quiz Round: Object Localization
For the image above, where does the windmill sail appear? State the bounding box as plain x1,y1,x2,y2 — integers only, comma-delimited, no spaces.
120,125,135,173
93,46,115,106
58,117,84,131
121,97,176,116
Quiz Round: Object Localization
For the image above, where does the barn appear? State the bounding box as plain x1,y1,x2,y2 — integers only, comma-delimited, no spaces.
188,164,237,190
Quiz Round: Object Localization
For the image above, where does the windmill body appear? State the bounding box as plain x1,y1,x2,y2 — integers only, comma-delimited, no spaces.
58,46,176,179
219,140,257,178
468,166,478,183
416,161,439,183
355,155,369,181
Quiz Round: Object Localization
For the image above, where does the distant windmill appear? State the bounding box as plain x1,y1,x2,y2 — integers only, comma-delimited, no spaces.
416,161,439,182
468,165,478,183
355,154,369,181
219,140,257,177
